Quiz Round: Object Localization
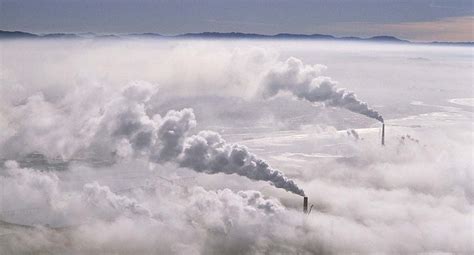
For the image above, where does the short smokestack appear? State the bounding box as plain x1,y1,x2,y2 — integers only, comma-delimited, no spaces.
381,123,385,146
303,196,308,213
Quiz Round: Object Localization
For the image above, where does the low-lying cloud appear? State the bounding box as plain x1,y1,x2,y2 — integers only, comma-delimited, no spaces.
0,39,472,254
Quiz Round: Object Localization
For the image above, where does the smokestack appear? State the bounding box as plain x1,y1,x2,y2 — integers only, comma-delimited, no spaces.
303,196,308,214
381,123,385,146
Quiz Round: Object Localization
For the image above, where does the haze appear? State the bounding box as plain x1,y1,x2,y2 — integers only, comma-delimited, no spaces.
0,38,473,254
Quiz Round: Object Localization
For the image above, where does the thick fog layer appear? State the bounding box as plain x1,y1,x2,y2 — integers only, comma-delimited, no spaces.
0,39,473,254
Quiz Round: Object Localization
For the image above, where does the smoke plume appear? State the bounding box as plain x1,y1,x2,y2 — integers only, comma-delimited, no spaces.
1,81,304,196
261,57,384,122
180,131,304,196
1,40,472,254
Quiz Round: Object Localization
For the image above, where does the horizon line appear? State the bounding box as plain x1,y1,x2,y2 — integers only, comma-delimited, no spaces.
0,29,472,45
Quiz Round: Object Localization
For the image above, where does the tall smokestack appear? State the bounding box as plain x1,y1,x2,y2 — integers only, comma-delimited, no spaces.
303,196,308,213
381,123,385,146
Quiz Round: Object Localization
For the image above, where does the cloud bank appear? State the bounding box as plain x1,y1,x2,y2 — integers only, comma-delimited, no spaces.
0,39,472,254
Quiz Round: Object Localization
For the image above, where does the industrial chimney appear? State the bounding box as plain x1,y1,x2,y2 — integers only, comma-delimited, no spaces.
303,196,308,213
381,123,385,146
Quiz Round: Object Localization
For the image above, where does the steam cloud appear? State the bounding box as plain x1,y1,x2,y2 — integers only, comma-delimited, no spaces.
1,82,304,196
180,131,304,195
261,57,384,122
1,161,291,254
118,84,304,195
1,40,472,254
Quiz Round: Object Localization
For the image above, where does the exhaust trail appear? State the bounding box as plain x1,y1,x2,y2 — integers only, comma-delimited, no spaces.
260,57,383,123
1,82,304,196
151,108,305,196
105,84,306,195
179,131,305,196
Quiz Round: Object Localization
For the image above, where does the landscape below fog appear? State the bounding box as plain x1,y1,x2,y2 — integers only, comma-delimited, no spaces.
0,39,473,254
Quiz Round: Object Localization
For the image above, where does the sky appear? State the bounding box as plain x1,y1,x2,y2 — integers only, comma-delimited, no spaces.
0,1,473,40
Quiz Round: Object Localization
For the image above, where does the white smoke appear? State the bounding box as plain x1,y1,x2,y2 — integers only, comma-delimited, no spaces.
0,81,304,196
1,39,472,254
82,181,153,218
180,131,304,195
1,161,300,254
260,57,384,122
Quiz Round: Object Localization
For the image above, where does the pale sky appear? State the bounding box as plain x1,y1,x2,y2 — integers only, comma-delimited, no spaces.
0,0,473,41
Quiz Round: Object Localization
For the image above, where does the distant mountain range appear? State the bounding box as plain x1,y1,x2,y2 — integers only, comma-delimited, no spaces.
0,30,472,46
